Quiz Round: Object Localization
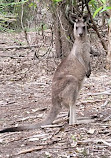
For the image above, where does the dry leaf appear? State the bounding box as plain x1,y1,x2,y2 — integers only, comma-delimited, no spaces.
87,128,95,134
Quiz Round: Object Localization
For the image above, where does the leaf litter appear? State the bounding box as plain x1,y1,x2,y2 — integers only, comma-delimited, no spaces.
0,32,111,158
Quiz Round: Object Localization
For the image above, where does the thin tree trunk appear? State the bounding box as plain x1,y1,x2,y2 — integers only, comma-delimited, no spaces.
102,12,105,26
107,8,111,62
52,11,62,58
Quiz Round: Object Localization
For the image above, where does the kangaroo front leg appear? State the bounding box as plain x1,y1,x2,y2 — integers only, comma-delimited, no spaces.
69,104,77,125
86,62,91,78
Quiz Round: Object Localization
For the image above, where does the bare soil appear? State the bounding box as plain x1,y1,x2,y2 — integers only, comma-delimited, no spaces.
0,32,111,158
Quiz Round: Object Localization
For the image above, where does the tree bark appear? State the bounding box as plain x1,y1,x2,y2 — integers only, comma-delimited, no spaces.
107,7,111,62
52,3,73,58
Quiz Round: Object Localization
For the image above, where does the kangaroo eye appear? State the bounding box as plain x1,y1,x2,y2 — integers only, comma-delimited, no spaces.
83,26,85,29
76,26,78,30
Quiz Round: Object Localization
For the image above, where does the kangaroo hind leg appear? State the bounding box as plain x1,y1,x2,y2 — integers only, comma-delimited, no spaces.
69,104,76,125
69,87,78,125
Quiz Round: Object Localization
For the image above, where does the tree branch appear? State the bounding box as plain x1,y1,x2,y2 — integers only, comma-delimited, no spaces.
85,1,108,52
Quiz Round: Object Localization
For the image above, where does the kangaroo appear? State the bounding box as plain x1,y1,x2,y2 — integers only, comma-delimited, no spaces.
0,15,91,133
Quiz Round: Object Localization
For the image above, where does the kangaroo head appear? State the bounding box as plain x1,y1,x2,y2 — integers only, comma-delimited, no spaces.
73,15,89,39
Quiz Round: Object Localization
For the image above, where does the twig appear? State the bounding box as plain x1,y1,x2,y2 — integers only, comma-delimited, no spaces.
0,55,24,59
77,99,104,105
41,124,64,129
0,132,19,139
101,100,109,108
101,140,111,147
103,114,111,122
16,146,45,156
78,139,111,147
31,107,47,113
34,40,53,59
58,10,68,32
87,90,111,96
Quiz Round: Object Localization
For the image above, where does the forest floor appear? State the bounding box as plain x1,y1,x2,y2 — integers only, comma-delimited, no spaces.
0,32,111,158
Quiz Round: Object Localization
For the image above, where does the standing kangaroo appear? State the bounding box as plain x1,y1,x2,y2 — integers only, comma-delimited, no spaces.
0,15,91,133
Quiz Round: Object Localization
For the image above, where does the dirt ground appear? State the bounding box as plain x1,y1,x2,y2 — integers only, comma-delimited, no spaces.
0,32,111,158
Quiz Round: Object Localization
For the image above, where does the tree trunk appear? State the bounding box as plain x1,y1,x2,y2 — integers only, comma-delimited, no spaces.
107,8,111,62
52,4,73,58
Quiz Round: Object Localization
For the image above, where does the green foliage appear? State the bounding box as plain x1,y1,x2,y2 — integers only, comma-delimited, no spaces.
89,0,111,18
28,2,37,8
0,0,38,32
100,0,106,4
100,6,111,13
0,0,30,32
93,6,102,18
89,0,98,10
38,23,48,32
0,0,28,7
1,0,111,32
52,0,63,4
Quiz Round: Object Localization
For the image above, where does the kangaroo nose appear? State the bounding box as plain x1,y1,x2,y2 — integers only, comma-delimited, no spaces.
79,33,83,37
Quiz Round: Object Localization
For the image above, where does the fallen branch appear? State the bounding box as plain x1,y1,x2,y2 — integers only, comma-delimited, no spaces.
16,146,45,156
0,44,42,50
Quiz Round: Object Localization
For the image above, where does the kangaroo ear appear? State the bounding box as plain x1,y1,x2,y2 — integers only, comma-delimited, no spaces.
65,6,77,24
70,14,77,22
68,13,77,24
83,14,89,22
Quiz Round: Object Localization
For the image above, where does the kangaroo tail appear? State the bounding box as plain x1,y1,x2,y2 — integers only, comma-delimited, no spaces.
0,103,61,133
